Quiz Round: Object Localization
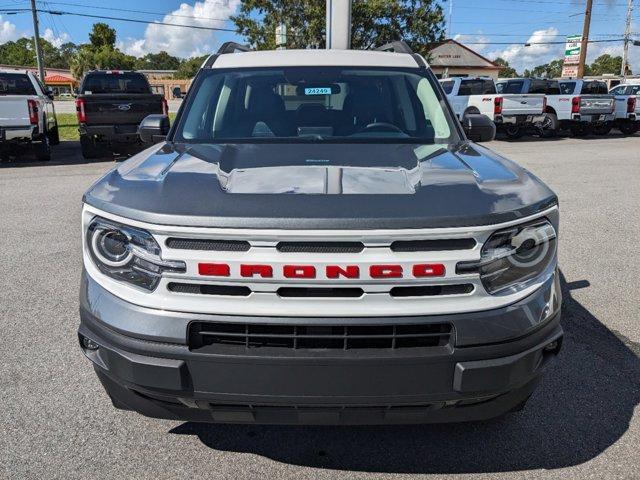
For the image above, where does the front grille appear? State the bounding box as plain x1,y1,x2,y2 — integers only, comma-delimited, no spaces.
168,283,251,297
390,284,473,297
277,287,364,298
188,321,453,352
165,238,251,251
277,241,365,253
391,238,476,252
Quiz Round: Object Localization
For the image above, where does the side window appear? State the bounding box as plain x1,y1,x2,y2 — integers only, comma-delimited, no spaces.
610,85,627,95
560,82,576,95
458,80,473,96
482,80,496,94
530,81,546,94
440,80,454,94
546,82,561,95
630,85,640,95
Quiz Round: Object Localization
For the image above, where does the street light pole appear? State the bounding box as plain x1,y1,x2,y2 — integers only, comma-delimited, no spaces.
30,0,45,81
577,0,593,79
621,0,633,76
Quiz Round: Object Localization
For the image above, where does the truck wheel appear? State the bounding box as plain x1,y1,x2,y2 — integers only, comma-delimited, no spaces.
619,123,640,135
34,134,51,161
541,113,559,138
592,124,612,136
80,135,100,160
504,125,523,139
49,124,60,146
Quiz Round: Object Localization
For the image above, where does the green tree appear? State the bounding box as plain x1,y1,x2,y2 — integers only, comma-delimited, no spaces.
174,56,208,79
89,23,116,50
493,57,518,78
528,59,563,78
231,0,445,54
135,51,181,71
586,54,624,76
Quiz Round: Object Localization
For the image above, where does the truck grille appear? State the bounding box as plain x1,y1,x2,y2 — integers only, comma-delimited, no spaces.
188,321,453,352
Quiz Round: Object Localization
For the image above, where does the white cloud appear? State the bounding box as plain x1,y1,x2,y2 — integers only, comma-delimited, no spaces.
42,28,71,48
453,33,490,53
119,0,241,58
486,28,564,73
0,14,20,43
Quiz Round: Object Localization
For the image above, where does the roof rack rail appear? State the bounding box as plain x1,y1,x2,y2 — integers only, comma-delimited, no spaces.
375,40,414,55
217,42,253,55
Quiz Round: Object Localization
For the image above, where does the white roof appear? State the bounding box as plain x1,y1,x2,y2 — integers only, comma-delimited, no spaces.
0,69,29,74
211,49,424,69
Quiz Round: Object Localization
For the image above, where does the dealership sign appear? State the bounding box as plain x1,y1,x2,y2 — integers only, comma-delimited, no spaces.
564,35,582,64
561,65,579,78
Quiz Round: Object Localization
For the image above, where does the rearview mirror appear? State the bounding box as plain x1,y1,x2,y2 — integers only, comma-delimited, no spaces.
461,114,496,143
138,114,170,144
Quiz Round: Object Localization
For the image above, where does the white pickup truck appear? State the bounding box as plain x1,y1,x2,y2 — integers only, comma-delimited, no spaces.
0,70,59,160
439,77,546,139
609,82,640,135
496,78,616,136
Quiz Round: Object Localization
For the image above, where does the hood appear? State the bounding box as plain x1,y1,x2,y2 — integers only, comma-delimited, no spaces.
83,141,557,229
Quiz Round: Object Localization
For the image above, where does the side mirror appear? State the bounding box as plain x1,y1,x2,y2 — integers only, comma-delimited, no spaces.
138,114,170,144
461,114,496,143
46,87,54,100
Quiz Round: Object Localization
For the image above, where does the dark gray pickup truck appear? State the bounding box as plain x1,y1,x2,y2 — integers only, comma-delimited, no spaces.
78,42,562,425
75,71,167,158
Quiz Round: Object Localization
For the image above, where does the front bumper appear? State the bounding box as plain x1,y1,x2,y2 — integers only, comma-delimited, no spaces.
79,271,563,425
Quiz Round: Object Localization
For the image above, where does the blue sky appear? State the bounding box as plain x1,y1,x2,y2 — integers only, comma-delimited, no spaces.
0,0,637,72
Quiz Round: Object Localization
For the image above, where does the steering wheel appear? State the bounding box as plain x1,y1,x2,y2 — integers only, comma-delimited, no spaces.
359,122,404,134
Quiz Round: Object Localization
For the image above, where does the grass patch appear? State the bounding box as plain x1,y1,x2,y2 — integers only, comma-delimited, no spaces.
54,112,178,142
55,113,79,141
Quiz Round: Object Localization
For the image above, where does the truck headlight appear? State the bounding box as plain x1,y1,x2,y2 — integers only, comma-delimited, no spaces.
86,218,185,291
478,219,557,295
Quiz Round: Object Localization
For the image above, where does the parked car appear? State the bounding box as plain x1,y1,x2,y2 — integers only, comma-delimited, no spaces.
440,76,546,139
78,42,562,425
609,83,640,135
75,70,168,159
558,80,615,136
0,69,59,160
497,78,616,136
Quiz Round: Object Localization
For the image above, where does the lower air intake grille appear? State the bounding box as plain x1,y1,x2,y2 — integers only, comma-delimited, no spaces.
189,322,453,352
165,238,251,251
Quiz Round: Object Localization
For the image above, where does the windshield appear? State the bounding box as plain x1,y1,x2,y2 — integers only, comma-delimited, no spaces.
173,67,459,144
81,72,150,94
0,73,36,95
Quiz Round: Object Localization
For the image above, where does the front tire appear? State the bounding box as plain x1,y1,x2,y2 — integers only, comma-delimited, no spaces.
541,113,559,138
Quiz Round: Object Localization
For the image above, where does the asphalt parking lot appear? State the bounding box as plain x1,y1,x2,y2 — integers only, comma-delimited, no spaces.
0,135,639,480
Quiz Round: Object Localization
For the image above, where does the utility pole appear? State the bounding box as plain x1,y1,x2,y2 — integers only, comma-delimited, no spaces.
326,0,352,49
30,0,45,81
577,0,593,78
621,0,633,76
448,0,453,39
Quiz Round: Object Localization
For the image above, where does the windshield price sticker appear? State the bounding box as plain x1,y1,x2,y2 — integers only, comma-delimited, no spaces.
304,87,332,95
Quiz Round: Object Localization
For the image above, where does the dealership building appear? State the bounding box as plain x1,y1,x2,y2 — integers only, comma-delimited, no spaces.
425,39,502,79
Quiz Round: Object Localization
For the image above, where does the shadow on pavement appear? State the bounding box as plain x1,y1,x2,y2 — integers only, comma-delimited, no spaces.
0,140,125,167
170,271,640,474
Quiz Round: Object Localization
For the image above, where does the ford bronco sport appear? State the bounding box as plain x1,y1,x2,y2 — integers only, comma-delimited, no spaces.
78,42,562,425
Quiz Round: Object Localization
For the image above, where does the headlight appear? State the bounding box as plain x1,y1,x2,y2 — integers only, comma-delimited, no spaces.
464,219,557,295
86,218,185,291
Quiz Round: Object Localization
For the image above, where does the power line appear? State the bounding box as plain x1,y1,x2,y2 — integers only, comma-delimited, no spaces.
43,1,232,23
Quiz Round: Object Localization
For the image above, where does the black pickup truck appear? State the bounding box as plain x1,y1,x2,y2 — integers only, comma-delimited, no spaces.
75,71,167,159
